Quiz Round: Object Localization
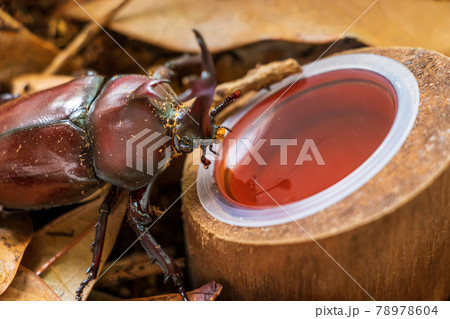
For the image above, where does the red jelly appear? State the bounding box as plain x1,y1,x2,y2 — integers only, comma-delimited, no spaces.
215,69,397,208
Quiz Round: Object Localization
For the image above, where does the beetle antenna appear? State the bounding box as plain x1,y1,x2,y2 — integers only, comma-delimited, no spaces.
210,89,241,118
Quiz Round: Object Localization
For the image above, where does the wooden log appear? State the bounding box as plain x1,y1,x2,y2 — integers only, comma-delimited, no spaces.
181,48,449,300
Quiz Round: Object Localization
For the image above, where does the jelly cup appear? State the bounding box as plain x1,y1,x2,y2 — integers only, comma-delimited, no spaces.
197,54,419,227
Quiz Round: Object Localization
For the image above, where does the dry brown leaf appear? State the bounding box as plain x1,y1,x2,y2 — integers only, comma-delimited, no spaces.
21,189,129,300
59,0,450,55
0,9,59,82
43,0,130,75
0,212,32,295
129,281,223,301
0,266,60,301
11,74,74,95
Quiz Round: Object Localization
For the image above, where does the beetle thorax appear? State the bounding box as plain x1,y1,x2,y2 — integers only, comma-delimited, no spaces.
88,75,178,190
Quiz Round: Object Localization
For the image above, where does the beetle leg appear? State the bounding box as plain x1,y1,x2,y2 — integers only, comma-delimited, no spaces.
75,186,120,301
166,53,202,70
153,53,202,80
177,74,215,102
127,185,188,301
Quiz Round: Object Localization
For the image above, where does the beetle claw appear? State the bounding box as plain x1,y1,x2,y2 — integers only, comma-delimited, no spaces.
164,274,170,284
209,144,219,156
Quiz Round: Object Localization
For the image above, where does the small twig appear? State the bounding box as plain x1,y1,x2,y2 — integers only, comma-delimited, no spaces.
45,229,75,237
212,58,302,109
43,0,130,75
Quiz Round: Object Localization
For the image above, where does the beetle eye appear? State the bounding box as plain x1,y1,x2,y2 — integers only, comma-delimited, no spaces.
179,137,193,153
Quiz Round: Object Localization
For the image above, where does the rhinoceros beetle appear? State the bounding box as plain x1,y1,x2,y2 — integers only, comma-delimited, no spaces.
0,30,240,300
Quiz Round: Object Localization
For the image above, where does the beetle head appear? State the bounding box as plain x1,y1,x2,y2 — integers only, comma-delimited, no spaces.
171,100,232,168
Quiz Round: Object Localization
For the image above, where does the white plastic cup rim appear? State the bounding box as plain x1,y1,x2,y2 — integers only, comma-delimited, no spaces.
197,53,420,227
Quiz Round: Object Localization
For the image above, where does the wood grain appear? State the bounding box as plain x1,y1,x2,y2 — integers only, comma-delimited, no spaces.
181,48,449,300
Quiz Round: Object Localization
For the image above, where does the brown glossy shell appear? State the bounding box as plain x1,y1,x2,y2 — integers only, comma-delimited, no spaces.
88,75,174,190
0,76,103,209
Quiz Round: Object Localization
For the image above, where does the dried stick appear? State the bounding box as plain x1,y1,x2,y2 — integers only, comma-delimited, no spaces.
212,58,302,109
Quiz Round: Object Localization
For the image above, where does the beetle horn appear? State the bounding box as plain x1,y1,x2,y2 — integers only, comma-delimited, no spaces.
174,31,240,168
177,30,216,139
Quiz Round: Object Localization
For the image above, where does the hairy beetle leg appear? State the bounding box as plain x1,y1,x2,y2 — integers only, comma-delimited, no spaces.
127,185,189,301
76,186,120,301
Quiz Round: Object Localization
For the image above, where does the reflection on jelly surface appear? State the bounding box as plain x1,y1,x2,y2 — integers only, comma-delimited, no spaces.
215,69,397,208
